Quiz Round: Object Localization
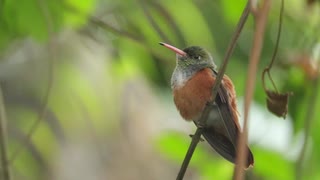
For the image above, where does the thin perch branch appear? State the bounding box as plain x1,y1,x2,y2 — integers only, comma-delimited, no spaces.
176,1,251,179
9,0,55,164
176,127,204,179
234,0,271,180
295,52,320,180
0,86,11,180
138,0,171,44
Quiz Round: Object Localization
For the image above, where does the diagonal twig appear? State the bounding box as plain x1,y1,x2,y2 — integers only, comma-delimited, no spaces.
149,1,187,46
138,0,171,44
0,86,11,180
234,0,272,179
8,0,55,164
176,1,251,179
295,47,320,180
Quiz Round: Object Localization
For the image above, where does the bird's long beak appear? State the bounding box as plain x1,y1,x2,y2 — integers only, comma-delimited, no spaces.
159,42,187,56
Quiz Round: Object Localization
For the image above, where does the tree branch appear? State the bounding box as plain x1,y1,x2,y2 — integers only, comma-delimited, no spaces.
295,52,320,180
176,1,251,179
0,86,11,180
138,0,171,44
8,0,55,164
234,0,271,180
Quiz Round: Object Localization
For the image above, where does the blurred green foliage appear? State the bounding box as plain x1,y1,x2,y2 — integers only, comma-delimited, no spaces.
0,0,320,179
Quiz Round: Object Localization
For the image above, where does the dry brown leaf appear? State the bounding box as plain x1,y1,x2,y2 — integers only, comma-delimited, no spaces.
266,90,292,119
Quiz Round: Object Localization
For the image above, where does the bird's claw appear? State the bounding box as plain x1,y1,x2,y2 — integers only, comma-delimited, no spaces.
206,101,217,107
189,134,204,142
195,122,205,128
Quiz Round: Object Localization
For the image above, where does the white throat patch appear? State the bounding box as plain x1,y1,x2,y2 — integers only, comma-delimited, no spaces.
171,68,193,89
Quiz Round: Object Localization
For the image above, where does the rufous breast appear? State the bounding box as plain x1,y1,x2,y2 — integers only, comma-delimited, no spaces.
173,68,215,120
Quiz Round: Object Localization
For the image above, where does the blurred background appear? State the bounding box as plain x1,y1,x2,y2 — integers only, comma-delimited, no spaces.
0,0,320,179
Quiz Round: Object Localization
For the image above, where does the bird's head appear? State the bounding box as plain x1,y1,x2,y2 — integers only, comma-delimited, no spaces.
160,42,216,71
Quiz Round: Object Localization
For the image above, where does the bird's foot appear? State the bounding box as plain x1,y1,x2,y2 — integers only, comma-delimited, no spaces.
189,134,204,142
206,101,217,107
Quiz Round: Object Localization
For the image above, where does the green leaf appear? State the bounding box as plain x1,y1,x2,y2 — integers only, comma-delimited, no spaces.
155,131,234,179
162,0,215,48
63,0,96,27
155,132,190,161
3,0,51,40
221,0,247,25
252,147,294,179
2,0,96,41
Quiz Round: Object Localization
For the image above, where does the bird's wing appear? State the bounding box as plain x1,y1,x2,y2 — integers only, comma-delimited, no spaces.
211,69,239,146
202,125,254,167
202,128,236,163
199,68,254,167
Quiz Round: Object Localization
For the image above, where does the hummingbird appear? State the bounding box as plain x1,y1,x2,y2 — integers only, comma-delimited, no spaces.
160,42,254,168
